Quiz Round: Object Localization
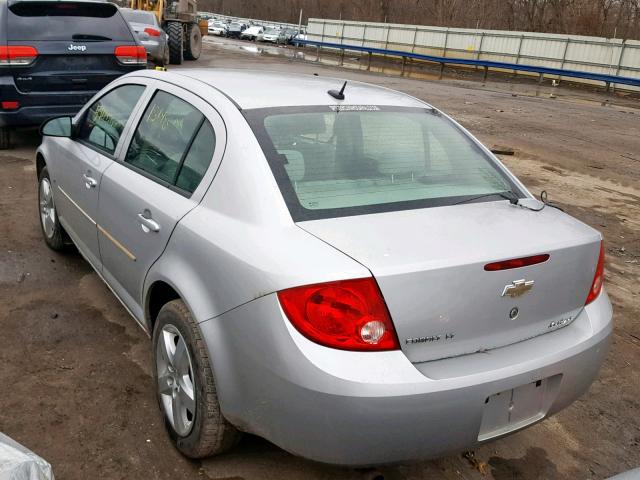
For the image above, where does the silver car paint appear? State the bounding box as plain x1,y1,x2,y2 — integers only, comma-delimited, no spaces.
121,9,168,64
300,203,602,362
41,80,152,272
97,79,229,326
37,69,613,466
199,289,611,465
47,137,108,271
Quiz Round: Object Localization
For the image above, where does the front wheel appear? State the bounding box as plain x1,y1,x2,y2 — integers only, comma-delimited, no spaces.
38,166,67,251
153,300,241,458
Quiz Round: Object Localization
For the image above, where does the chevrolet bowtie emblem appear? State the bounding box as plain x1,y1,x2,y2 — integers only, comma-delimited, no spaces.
502,279,534,298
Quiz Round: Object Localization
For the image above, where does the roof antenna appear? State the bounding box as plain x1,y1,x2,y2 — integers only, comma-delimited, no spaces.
328,81,347,100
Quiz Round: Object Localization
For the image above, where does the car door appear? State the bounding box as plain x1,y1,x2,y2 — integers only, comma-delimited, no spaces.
97,82,226,322
52,83,147,269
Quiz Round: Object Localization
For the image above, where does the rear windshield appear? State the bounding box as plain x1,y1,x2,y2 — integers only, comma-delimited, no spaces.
7,1,133,41
120,9,156,25
246,106,521,221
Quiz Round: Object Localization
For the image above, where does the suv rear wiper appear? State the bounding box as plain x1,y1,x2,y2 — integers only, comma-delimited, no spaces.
453,191,519,206
72,34,112,42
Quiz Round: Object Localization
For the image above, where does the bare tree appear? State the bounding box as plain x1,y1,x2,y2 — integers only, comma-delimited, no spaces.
196,0,640,39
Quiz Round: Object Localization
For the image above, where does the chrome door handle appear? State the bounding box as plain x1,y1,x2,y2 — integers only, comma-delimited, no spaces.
137,212,160,233
83,174,97,189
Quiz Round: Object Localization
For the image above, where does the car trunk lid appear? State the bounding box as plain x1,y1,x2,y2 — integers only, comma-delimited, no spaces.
299,201,602,363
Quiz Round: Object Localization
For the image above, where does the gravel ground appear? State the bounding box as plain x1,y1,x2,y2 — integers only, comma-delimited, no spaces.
0,37,638,480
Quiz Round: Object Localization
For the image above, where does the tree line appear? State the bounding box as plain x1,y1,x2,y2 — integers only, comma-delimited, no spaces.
199,0,640,39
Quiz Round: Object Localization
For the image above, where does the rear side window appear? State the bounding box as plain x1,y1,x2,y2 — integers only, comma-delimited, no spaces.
246,106,520,221
77,84,145,155
176,122,216,193
125,91,215,194
7,2,134,41
120,9,157,25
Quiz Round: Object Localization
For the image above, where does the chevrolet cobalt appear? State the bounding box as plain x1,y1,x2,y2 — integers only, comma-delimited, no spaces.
36,69,612,465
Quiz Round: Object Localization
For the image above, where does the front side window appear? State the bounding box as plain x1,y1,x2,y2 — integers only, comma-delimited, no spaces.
77,84,145,155
125,91,215,194
246,106,520,221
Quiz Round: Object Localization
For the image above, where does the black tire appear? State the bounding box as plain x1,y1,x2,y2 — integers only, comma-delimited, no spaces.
160,44,170,67
0,127,10,150
38,166,66,251
167,22,183,65
153,300,241,458
184,23,202,61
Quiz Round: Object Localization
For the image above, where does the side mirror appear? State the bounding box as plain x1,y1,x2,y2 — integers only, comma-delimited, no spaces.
40,116,73,138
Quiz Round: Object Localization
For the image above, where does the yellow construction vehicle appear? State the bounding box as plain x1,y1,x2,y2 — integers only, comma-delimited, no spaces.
130,0,202,65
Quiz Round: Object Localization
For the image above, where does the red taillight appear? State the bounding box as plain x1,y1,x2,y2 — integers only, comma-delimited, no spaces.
484,254,550,271
277,278,400,351
1,101,19,110
114,45,147,65
585,241,605,305
144,27,161,37
0,46,38,66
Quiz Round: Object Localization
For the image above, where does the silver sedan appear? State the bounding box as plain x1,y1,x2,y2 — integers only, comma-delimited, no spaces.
36,69,612,466
121,8,169,66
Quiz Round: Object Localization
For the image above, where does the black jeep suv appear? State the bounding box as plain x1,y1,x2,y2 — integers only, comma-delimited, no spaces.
0,0,146,148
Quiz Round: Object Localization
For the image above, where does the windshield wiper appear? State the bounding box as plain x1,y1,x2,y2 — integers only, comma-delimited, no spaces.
453,190,519,206
72,34,112,42
454,190,548,212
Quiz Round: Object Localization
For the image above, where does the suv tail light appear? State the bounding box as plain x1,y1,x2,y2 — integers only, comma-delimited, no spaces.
144,28,161,37
277,278,400,351
114,46,147,65
0,46,38,66
585,241,605,305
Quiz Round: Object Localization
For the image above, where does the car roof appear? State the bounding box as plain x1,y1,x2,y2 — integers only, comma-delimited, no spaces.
136,69,431,110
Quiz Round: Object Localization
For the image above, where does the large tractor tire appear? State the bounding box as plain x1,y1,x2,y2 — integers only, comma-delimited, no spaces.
167,21,184,65
184,23,202,61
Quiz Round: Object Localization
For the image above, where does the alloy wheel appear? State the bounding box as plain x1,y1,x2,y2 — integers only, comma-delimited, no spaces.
156,324,196,436
39,177,56,239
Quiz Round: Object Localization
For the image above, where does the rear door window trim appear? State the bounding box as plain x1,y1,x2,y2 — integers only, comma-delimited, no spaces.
115,87,218,199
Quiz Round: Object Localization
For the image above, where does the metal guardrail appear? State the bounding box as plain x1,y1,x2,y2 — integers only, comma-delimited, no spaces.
297,39,640,88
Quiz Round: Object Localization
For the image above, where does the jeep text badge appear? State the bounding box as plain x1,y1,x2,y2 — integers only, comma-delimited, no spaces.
68,44,87,52
502,279,534,298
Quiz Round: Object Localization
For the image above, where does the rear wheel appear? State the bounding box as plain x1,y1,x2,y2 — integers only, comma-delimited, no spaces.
0,127,10,150
167,22,184,65
153,300,241,458
184,23,202,61
160,44,170,67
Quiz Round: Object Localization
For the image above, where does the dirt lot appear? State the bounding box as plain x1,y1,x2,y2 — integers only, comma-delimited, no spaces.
0,37,638,480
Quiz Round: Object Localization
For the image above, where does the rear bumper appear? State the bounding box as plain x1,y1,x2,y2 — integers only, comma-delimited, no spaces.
0,76,93,128
200,291,612,466
140,39,163,62
0,68,141,128
0,104,86,128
